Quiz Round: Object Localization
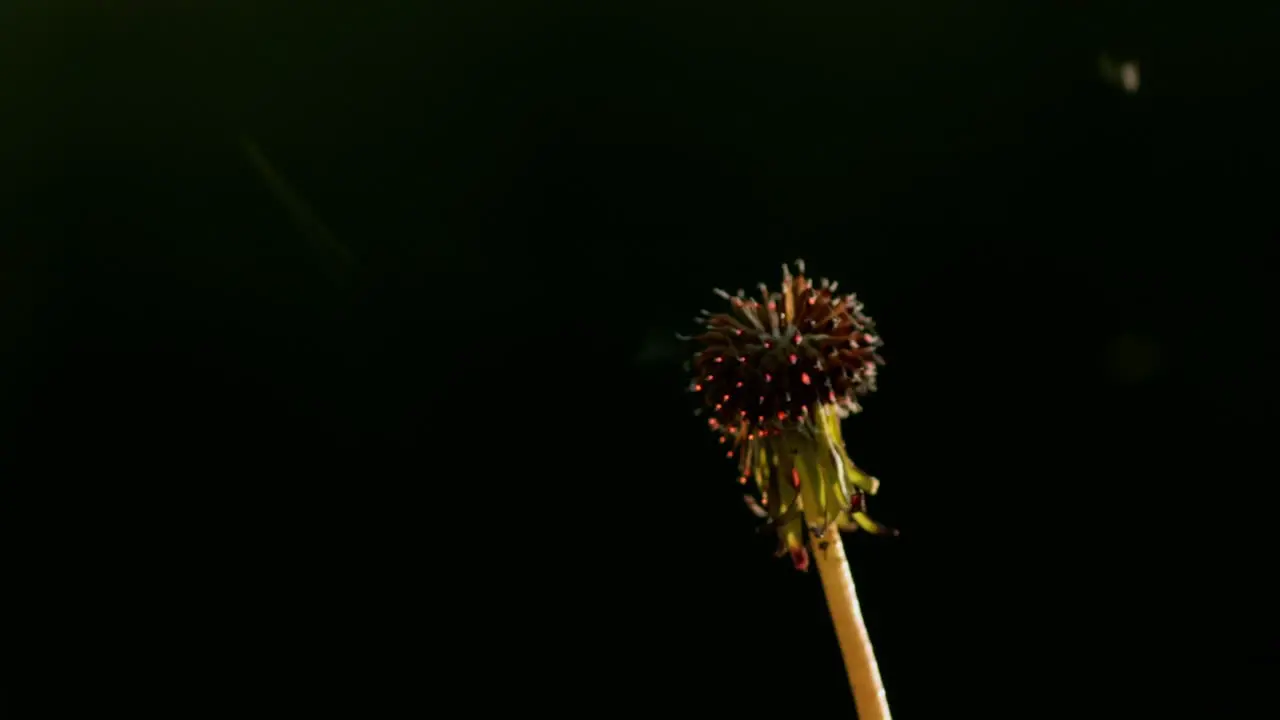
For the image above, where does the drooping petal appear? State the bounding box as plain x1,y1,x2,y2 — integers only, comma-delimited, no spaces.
852,511,899,536
784,522,809,571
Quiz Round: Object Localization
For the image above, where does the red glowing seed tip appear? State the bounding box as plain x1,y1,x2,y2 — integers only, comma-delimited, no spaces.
764,373,772,382
777,411,787,419
693,384,702,391
808,296,816,304
726,451,734,458
719,436,727,444
705,375,714,381
715,403,722,410
800,372,811,385
793,334,802,344
739,410,747,416
768,302,777,310
735,381,744,388
791,546,809,571
723,394,730,401
747,434,754,440
739,475,749,484
789,354,798,364
791,468,801,488
715,357,723,363
734,329,743,335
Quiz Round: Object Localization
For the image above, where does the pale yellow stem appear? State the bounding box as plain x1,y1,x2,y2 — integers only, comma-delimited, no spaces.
811,526,892,720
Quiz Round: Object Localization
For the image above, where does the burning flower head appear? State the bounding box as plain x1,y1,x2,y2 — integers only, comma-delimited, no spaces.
684,260,896,570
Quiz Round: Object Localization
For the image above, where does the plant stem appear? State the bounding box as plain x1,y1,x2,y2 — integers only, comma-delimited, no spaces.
811,526,892,720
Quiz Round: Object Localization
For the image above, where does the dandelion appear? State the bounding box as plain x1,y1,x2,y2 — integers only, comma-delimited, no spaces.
683,259,896,719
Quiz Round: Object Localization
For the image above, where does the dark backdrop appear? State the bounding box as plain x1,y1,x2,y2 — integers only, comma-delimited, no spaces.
4,2,1276,717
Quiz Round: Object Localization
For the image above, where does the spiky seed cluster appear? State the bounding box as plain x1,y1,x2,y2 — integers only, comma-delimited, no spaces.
684,260,895,570
689,260,884,431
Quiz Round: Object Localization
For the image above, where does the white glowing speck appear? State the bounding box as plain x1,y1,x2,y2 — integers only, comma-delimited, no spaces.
1120,62,1140,93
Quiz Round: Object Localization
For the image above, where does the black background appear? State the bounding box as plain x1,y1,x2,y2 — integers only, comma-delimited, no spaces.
4,2,1276,716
